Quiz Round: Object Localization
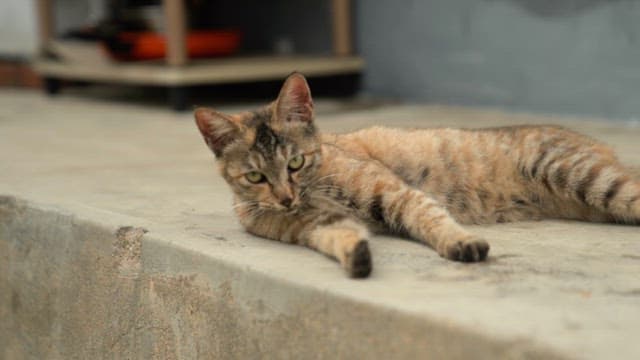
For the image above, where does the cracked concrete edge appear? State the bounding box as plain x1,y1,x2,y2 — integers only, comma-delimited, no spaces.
0,193,568,359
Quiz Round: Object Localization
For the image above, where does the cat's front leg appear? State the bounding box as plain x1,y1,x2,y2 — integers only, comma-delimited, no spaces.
375,187,490,262
305,216,372,278
329,155,490,262
240,210,372,278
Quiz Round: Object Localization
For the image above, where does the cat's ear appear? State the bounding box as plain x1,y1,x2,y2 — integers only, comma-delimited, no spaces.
275,72,314,125
194,108,241,157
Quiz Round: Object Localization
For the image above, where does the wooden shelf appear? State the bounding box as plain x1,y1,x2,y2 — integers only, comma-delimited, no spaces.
34,0,359,110
33,55,364,86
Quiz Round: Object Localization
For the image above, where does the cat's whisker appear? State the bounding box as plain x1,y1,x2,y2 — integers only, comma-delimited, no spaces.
306,173,338,187
299,174,340,198
231,201,257,209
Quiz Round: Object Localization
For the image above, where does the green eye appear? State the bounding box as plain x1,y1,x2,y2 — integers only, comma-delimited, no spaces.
288,155,305,171
245,171,265,184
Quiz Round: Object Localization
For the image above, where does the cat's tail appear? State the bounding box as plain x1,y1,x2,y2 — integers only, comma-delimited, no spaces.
534,149,640,224
518,129,639,224
571,164,639,224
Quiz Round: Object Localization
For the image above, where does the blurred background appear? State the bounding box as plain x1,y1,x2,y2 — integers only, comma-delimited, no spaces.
2,0,640,120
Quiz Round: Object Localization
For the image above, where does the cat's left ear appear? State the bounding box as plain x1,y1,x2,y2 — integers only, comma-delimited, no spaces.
275,72,314,125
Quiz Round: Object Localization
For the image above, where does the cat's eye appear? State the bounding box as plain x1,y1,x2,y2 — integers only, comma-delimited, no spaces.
288,155,305,171
245,171,265,184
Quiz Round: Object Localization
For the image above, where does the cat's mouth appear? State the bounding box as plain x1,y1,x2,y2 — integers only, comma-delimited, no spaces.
283,196,307,214
284,208,301,216
274,197,302,213
266,205,301,216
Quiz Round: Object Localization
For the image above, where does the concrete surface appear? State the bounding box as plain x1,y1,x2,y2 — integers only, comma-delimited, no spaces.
1,89,639,359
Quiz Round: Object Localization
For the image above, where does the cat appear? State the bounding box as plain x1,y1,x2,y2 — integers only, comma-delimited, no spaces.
194,73,640,278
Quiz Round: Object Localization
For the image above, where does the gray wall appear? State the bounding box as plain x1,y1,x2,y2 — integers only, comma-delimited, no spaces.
356,0,640,119
0,1,37,56
0,0,101,57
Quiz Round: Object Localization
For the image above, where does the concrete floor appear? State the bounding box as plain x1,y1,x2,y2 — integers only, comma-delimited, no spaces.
1,89,639,359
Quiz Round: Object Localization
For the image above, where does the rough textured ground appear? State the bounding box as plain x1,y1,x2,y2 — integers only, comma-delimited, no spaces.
1,89,639,359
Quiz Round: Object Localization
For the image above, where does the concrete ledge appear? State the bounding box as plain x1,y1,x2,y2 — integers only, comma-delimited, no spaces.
0,195,561,359
1,91,639,359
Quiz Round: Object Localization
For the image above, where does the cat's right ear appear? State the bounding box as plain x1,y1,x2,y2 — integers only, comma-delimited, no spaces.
194,108,241,157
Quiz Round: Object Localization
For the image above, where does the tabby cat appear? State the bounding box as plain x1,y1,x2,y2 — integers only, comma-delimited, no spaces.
195,73,640,278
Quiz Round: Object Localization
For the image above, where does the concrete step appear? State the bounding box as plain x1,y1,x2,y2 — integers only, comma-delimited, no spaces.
1,90,639,359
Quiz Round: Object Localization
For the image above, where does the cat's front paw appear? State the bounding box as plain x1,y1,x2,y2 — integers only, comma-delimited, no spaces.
344,240,372,278
439,237,490,262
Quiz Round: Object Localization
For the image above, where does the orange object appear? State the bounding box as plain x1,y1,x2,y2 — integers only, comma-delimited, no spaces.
106,30,241,61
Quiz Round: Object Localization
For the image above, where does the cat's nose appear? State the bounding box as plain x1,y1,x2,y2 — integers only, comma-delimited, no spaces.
280,197,293,208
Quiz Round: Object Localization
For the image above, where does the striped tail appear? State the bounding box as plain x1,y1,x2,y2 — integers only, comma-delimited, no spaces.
531,147,640,223
519,131,639,224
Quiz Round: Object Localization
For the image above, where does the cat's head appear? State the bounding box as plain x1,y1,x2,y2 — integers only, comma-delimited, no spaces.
195,73,321,212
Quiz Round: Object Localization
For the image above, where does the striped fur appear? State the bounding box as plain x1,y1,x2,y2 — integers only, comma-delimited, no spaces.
195,73,640,278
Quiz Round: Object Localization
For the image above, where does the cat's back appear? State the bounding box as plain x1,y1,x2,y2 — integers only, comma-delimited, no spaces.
325,124,603,164
325,125,543,163
319,125,612,224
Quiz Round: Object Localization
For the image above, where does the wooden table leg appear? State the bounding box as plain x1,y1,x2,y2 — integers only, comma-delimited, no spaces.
163,0,188,66
163,0,189,110
331,0,352,56
36,0,55,54
168,86,189,112
37,0,63,96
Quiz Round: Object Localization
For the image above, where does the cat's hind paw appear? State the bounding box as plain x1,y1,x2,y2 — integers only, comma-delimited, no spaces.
440,237,490,262
345,240,372,278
